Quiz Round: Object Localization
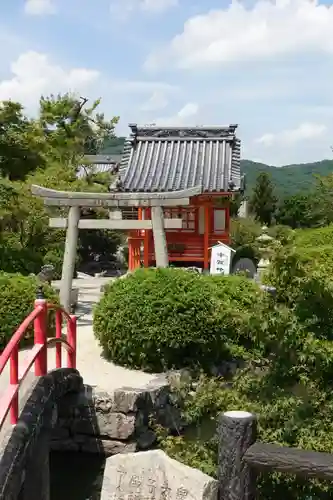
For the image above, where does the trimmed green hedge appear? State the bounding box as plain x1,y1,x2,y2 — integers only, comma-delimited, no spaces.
93,268,262,372
0,273,59,351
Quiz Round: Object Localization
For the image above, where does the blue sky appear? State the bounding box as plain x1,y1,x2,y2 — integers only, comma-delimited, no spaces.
1,0,333,165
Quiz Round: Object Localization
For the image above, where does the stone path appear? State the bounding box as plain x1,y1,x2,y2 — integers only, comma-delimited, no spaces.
62,278,159,390
0,277,160,436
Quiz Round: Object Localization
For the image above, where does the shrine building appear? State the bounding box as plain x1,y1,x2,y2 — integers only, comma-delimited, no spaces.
110,124,243,271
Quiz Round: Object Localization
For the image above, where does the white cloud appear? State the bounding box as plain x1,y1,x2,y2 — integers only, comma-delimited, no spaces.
140,90,168,111
24,0,56,15
145,0,333,69
0,51,99,112
255,122,327,147
0,50,179,135
110,0,177,18
154,102,199,126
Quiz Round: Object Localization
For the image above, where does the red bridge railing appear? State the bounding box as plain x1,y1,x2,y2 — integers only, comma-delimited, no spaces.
0,289,77,429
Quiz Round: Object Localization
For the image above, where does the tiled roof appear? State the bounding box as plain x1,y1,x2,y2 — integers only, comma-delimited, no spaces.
77,155,121,179
84,154,122,164
77,163,115,179
118,124,241,193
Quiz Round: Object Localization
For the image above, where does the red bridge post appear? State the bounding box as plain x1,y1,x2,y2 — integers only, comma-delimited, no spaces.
34,287,47,376
67,315,77,369
9,346,18,424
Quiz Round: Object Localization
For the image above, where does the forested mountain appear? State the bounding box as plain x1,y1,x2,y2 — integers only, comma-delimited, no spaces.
101,137,126,155
241,160,333,197
101,138,333,198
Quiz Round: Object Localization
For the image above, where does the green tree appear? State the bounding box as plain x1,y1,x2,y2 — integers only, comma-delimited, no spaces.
314,173,333,225
0,94,122,277
0,101,46,180
276,192,324,229
39,94,119,164
250,172,277,225
229,193,243,217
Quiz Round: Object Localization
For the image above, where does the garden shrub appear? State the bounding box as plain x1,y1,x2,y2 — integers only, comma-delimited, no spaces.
230,216,261,250
93,268,262,372
294,224,333,248
157,309,333,500
157,370,333,499
230,218,294,264
149,269,333,500
0,273,59,351
268,224,294,245
266,243,333,339
42,248,65,280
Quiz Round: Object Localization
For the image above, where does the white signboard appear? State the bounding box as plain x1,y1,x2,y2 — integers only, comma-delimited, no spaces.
210,243,235,275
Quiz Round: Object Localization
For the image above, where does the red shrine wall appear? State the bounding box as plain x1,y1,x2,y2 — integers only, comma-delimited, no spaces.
126,194,231,271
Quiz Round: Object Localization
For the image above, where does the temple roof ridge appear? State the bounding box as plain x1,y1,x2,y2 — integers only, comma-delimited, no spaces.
128,123,238,140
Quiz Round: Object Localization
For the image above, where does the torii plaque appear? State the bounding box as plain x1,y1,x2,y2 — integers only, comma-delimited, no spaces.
31,184,202,312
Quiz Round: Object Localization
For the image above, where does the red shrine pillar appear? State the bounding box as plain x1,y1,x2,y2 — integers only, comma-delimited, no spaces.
143,208,150,267
204,204,210,270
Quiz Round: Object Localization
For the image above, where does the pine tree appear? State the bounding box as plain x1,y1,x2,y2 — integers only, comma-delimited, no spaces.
250,172,277,225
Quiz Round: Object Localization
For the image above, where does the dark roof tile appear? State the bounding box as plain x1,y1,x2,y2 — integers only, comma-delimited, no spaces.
119,124,241,192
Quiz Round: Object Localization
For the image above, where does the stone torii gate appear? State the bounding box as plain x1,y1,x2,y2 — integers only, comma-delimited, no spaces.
31,184,202,312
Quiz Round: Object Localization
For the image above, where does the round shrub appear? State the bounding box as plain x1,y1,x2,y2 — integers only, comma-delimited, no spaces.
93,268,261,372
0,273,59,351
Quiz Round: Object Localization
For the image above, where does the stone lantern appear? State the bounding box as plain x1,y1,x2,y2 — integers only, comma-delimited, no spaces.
256,226,275,280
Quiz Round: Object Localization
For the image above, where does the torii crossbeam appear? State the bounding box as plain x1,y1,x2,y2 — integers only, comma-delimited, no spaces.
31,184,202,311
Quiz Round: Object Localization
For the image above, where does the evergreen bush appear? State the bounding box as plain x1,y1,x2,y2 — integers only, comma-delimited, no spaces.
156,302,333,499
267,243,333,340
0,273,59,351
93,268,261,372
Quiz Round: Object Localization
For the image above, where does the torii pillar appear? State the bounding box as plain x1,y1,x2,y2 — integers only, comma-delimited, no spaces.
31,185,202,312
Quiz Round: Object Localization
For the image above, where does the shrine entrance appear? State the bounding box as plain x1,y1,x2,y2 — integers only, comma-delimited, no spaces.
31,184,201,312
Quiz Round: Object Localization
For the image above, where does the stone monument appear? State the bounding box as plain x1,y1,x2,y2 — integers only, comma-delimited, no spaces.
100,449,218,499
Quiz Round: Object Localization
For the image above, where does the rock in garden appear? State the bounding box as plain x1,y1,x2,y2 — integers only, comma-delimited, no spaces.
37,264,55,283
101,449,218,499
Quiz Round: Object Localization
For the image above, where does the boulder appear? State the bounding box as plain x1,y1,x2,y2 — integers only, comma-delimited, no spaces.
100,449,218,499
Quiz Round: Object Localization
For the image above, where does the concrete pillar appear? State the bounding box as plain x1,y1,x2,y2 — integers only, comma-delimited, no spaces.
151,206,169,267
60,206,80,312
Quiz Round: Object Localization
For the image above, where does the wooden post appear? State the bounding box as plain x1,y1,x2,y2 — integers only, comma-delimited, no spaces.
55,310,62,369
60,206,80,312
151,206,169,267
9,346,18,424
225,204,230,245
143,208,150,268
218,410,257,500
34,289,48,377
133,242,140,269
204,205,210,270
138,208,143,268
128,237,133,271
67,315,77,369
